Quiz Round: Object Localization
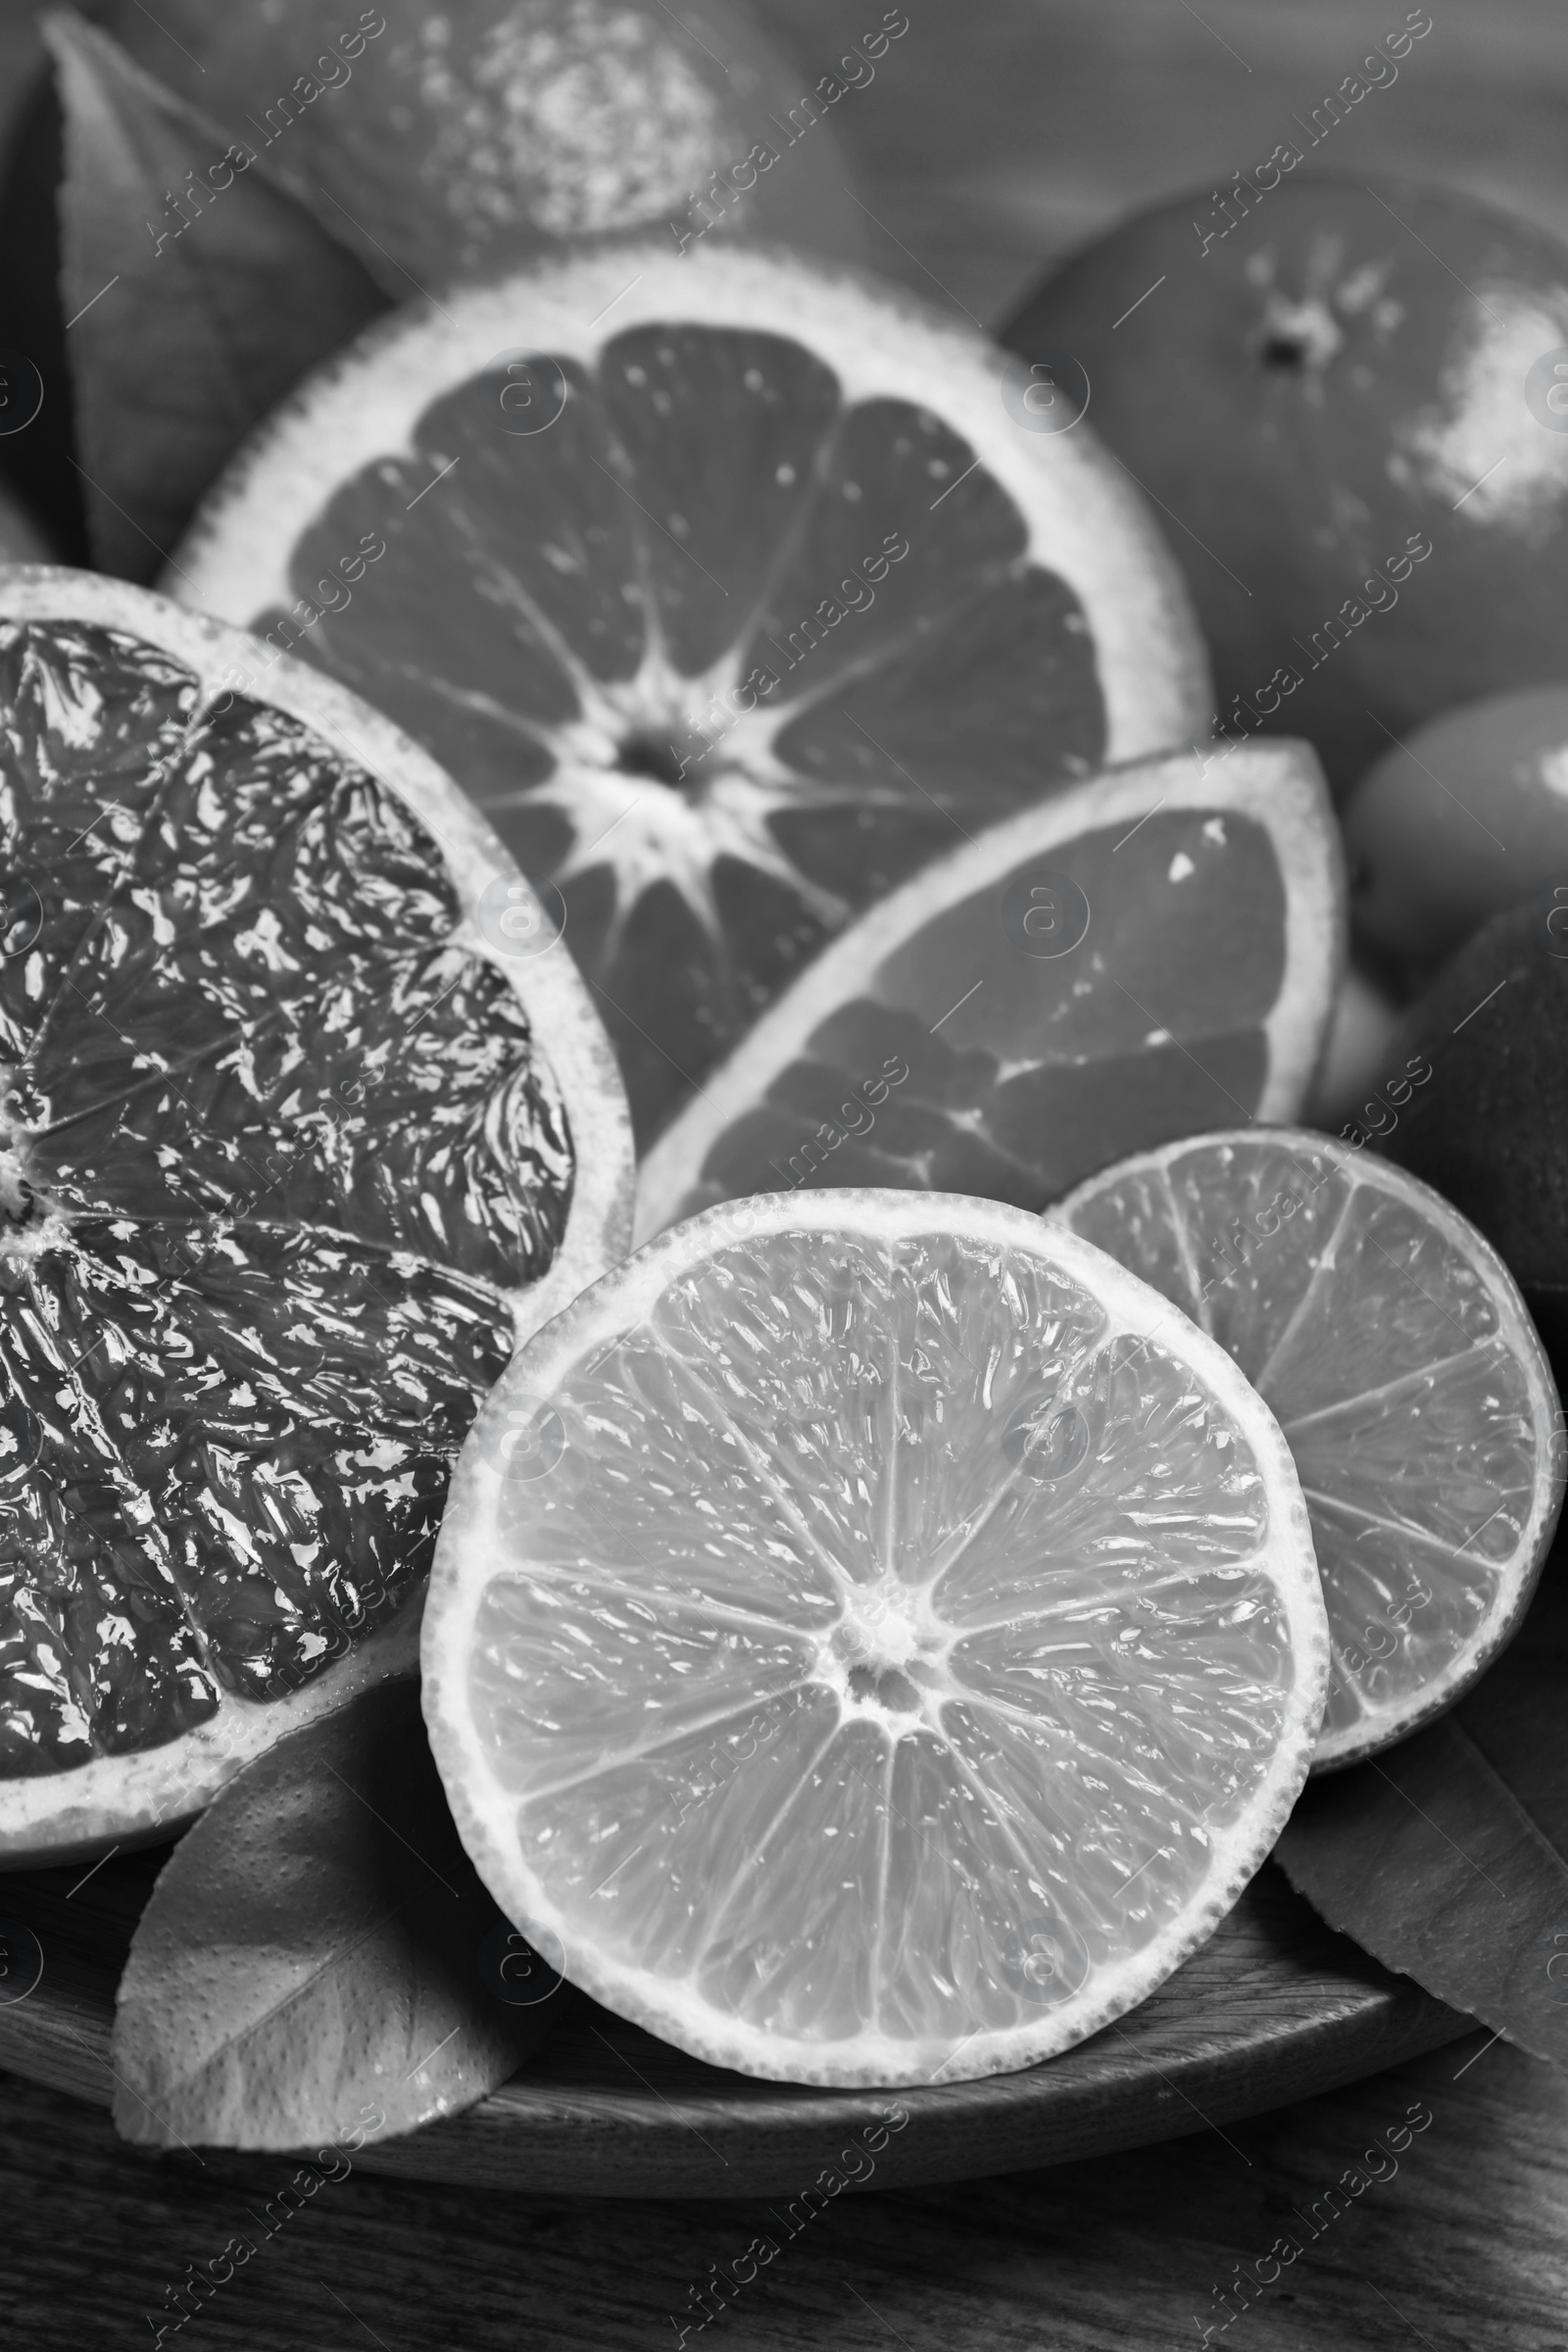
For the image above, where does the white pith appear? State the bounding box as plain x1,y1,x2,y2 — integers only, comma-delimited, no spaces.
634,740,1345,1241
170,237,1210,956
0,566,635,1864
1056,1129,1563,1772
422,1187,1331,2087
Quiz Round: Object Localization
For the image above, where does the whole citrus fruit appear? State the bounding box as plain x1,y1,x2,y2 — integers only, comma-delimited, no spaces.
1380,895,1568,1370
1347,685,1568,979
104,0,876,286
1005,175,1568,793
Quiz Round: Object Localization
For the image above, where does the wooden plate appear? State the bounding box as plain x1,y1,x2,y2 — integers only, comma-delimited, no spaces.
0,1846,1465,2197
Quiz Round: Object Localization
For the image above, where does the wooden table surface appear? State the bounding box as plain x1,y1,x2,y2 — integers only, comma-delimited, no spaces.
6,2,1568,2345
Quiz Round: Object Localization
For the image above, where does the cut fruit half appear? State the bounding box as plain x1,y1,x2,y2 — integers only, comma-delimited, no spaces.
0,567,633,1864
170,238,1210,1144
1056,1131,1562,1769
423,1189,1328,2087
636,741,1342,1240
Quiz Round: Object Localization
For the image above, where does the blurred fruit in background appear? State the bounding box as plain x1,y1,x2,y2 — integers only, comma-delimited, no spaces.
0,0,874,555
1004,175,1568,795
1304,958,1403,1127
1382,893,1568,1369
102,0,874,285
1347,685,1568,982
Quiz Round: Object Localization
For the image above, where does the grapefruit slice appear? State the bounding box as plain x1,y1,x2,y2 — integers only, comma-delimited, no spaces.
170,239,1209,1144
636,741,1341,1239
422,1189,1328,2087
0,567,632,1864
1056,1132,1562,1770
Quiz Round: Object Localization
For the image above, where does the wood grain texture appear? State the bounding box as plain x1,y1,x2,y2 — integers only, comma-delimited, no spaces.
4,2028,1568,2349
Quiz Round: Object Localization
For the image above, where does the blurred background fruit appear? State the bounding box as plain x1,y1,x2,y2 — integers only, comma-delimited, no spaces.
1304,957,1404,1126
0,0,872,556
1382,894,1568,1369
1004,175,1568,796
1347,685,1568,984
101,0,873,284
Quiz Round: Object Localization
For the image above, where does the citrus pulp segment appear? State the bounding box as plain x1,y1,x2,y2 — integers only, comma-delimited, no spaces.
0,567,632,1864
422,1189,1328,2087
170,238,1210,1143
635,741,1342,1239
1056,1132,1562,1769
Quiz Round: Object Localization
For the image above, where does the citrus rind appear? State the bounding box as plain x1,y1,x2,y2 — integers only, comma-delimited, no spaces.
635,740,1343,1239
1057,1129,1562,1771
0,567,634,1864
423,1187,1329,2086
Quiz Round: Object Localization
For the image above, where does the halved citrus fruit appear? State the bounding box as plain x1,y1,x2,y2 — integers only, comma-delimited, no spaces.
1056,1131,1562,1770
0,567,632,1864
171,238,1209,1144
422,1189,1328,2086
636,741,1342,1239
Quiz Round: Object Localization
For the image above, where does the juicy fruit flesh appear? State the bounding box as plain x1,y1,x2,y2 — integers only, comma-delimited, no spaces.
1063,1137,1548,1750
0,617,573,1777
672,805,1286,1219
264,322,1107,1142
462,1225,1306,2062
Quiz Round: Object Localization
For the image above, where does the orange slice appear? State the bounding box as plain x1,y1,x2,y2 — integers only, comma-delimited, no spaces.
637,741,1341,1238
172,239,1208,1142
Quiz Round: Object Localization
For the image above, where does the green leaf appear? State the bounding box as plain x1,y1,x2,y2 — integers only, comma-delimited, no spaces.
111,1679,560,2150
47,9,388,580
1277,1543,1568,2066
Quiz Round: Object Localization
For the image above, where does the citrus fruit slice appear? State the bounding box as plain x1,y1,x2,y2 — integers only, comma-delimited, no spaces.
422,1188,1328,2086
0,567,632,1864
171,238,1210,1144
1056,1131,1562,1770
635,740,1341,1240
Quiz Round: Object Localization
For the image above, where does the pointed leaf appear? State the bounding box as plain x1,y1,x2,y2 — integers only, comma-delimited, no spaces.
112,1678,560,2150
1277,1544,1568,2067
48,10,388,579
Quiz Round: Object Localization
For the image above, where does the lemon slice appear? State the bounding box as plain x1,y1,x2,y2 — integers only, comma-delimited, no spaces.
1058,1131,1562,1768
423,1189,1327,2086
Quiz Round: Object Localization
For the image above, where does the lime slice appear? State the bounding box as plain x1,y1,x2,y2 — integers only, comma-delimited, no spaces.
637,741,1342,1238
1057,1131,1562,1768
0,568,632,1863
172,239,1209,1142
423,1190,1327,2086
